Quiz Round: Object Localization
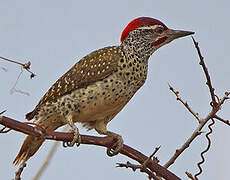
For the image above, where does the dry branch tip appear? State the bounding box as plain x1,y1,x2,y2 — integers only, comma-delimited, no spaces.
116,161,160,180
185,171,195,180
0,56,36,78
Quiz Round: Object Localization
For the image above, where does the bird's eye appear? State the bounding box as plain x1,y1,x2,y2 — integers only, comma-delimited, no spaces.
155,27,164,34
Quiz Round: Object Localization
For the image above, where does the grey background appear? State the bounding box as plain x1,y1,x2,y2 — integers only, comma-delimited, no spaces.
0,0,229,179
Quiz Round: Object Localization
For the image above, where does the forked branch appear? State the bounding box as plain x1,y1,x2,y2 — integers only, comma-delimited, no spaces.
165,37,230,179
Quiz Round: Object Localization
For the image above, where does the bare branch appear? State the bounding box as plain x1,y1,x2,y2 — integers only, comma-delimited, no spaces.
0,56,36,78
143,146,161,168
0,116,181,180
168,84,201,123
117,146,161,180
117,161,160,180
185,172,196,180
165,37,230,169
165,87,229,168
214,115,230,126
0,110,6,115
192,37,217,107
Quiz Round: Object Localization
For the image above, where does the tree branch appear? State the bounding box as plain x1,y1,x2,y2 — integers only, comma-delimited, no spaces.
164,37,230,172
117,161,161,180
0,115,181,180
168,84,201,123
214,115,230,126
191,37,217,107
0,56,35,78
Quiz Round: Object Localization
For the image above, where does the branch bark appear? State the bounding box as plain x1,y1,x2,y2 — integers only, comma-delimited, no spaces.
0,115,181,180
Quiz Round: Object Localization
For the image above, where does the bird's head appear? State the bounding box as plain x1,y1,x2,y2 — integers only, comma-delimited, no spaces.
120,17,194,55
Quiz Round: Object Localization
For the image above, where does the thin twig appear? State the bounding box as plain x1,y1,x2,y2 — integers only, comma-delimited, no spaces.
194,118,215,180
168,84,201,123
0,110,6,115
192,37,217,107
117,147,161,180
185,171,196,180
0,116,180,180
214,115,230,126
143,146,161,168
0,56,35,78
165,37,230,168
117,161,160,180
165,91,229,168
0,56,24,66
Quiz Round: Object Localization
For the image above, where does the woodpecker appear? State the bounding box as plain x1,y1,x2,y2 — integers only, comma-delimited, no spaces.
14,17,194,165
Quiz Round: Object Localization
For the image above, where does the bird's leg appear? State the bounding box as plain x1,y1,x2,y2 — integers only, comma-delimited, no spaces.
95,120,123,156
105,131,124,156
63,114,81,147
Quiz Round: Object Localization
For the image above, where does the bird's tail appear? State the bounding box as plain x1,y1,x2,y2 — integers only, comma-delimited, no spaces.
13,135,45,165
13,115,65,165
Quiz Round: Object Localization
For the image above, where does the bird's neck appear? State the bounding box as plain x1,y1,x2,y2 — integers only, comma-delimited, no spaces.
120,36,156,61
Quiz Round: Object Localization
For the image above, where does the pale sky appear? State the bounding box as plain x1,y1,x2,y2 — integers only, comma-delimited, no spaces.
0,1,230,180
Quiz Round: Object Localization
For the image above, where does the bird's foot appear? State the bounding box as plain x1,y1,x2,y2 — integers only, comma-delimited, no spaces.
106,132,123,157
63,127,81,147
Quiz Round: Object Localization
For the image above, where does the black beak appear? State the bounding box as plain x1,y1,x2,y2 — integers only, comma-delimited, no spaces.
168,29,195,40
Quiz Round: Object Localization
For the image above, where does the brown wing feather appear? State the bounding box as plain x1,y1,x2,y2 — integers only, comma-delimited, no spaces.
26,46,122,120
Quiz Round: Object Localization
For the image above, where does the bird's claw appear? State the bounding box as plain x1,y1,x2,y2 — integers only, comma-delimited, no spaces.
106,135,123,157
63,128,81,148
